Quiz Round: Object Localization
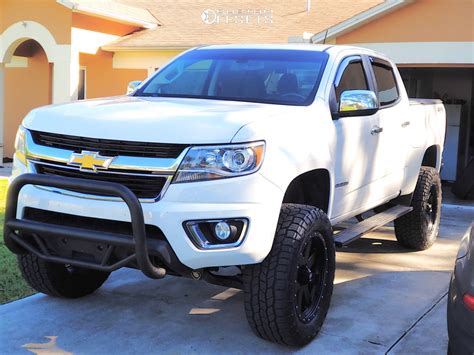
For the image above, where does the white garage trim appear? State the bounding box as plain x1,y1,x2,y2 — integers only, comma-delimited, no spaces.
349,42,474,64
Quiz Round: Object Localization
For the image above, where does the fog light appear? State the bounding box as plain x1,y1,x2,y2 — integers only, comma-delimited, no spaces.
184,218,248,249
215,222,231,240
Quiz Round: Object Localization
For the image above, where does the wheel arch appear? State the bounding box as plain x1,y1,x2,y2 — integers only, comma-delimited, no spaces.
421,144,441,171
282,169,331,214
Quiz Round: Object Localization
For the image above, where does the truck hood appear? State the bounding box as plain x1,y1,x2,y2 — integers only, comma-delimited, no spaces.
23,96,286,144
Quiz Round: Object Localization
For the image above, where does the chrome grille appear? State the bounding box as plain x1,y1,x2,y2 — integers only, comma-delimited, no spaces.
34,162,169,200
31,130,187,159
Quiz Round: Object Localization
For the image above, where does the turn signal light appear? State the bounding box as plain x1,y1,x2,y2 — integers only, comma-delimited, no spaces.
463,294,474,311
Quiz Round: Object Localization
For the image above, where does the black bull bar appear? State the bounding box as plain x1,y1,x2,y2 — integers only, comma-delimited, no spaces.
3,173,172,279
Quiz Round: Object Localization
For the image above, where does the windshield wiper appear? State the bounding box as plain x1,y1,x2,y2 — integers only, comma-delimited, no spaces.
134,92,159,97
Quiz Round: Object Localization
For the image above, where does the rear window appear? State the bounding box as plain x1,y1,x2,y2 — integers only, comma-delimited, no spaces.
371,58,399,106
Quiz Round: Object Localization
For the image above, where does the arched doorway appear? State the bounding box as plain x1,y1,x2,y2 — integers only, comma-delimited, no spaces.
3,39,52,158
0,20,75,161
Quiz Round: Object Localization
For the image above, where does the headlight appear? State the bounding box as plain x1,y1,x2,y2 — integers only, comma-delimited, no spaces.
174,141,265,183
14,125,27,165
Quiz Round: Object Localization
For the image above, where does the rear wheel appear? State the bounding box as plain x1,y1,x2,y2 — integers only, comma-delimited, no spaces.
394,167,441,250
243,204,335,346
18,253,110,298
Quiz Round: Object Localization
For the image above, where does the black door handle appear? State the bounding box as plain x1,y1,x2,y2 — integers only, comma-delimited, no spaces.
371,126,383,135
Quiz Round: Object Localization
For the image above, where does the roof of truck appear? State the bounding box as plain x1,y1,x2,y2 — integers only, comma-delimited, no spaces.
196,44,334,51
195,43,385,58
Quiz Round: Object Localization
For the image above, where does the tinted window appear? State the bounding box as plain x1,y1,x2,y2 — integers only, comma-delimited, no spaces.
157,59,212,96
137,49,329,106
371,59,399,106
335,60,368,102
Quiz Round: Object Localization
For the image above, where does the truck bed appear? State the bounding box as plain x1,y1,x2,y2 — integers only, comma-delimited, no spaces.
409,98,443,106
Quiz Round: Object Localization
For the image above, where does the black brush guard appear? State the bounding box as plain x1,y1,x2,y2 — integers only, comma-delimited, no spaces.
3,173,174,279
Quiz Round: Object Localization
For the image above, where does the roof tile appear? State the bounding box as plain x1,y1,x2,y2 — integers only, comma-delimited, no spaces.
104,0,384,48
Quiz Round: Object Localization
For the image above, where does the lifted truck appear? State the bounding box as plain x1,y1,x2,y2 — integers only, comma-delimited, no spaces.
4,44,446,346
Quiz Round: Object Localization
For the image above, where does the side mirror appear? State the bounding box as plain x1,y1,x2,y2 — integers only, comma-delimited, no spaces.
338,90,378,118
127,80,142,94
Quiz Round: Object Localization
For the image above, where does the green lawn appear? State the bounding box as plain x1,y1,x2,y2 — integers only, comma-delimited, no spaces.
0,179,34,303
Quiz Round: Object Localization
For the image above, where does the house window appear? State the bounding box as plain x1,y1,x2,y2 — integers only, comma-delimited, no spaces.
78,68,86,100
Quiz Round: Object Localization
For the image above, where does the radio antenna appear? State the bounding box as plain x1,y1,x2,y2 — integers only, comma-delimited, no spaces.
323,29,329,44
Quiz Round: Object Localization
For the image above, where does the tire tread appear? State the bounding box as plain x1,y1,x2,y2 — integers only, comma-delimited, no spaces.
243,204,334,346
18,253,109,298
394,167,441,250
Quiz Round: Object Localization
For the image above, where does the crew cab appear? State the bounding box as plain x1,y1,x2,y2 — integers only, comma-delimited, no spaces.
4,44,446,346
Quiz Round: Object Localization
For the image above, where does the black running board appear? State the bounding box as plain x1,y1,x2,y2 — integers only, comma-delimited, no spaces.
334,205,413,247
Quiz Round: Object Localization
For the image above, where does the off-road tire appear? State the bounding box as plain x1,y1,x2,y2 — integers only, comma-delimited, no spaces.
394,167,441,250
18,253,110,298
243,204,335,347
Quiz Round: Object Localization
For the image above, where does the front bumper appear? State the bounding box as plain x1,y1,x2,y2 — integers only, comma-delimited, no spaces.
8,167,283,271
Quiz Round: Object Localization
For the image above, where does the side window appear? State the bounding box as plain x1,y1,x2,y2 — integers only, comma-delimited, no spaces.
335,59,368,103
371,58,399,106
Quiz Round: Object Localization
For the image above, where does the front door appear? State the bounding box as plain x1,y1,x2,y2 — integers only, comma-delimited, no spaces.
331,56,386,219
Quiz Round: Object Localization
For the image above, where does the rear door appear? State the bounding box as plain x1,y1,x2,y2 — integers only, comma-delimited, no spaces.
367,57,407,195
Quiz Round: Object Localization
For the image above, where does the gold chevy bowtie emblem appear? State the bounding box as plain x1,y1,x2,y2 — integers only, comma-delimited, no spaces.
68,151,114,172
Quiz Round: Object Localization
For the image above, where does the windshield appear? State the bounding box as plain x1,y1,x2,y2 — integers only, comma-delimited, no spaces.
136,48,329,106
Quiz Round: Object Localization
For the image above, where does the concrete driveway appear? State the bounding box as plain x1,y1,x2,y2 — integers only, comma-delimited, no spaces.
1,203,473,354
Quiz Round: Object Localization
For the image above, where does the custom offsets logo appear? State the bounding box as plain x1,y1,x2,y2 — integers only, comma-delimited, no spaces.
201,9,273,25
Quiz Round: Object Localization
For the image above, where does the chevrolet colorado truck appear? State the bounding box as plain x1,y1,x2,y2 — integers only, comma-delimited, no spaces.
4,44,446,346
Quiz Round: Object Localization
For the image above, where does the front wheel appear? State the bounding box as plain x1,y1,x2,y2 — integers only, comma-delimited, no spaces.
243,204,335,347
394,167,442,250
18,253,110,298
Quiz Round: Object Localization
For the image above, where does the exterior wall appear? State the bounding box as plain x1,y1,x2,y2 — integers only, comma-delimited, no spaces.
74,13,147,98
72,13,138,36
0,0,71,44
4,46,51,157
0,4,150,157
334,0,474,66
79,51,147,98
337,0,474,44
0,0,73,158
112,50,184,75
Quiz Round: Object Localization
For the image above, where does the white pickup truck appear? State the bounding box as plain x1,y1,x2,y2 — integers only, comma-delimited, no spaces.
5,44,446,346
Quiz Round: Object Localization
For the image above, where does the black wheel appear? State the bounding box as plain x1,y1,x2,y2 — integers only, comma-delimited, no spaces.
394,167,442,250
18,253,110,298
243,204,335,347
